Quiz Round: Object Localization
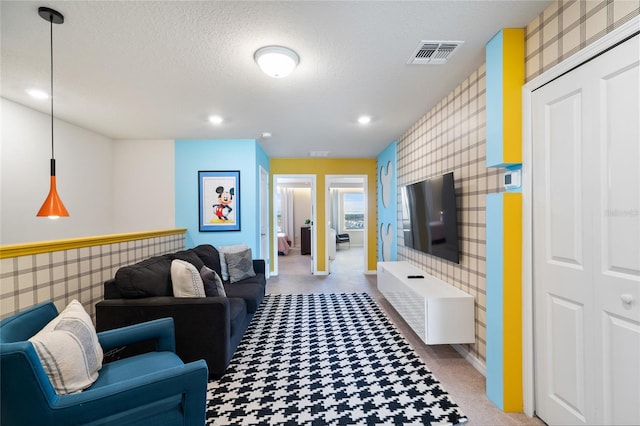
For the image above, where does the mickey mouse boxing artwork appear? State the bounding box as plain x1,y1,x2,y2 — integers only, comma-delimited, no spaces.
199,170,241,232
213,186,234,221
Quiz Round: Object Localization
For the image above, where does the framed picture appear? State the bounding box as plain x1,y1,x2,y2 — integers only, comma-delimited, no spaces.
198,170,241,232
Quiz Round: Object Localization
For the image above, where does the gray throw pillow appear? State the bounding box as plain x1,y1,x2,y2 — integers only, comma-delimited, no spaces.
200,265,226,297
225,248,256,283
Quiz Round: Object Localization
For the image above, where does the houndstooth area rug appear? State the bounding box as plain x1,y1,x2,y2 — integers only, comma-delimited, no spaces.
206,293,468,425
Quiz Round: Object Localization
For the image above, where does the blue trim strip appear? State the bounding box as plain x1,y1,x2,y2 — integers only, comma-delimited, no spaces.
486,193,504,409
486,30,504,168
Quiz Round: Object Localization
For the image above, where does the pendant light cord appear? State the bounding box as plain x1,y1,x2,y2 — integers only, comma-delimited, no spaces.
49,14,55,161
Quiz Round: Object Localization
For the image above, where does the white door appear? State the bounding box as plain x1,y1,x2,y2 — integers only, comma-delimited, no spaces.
259,166,270,279
532,34,639,425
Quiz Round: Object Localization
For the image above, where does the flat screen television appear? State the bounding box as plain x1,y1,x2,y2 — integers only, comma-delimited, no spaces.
401,171,460,263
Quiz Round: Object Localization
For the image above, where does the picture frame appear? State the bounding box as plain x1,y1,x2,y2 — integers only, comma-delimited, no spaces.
198,170,241,232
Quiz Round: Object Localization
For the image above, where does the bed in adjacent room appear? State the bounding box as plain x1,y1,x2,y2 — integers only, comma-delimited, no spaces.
277,233,291,255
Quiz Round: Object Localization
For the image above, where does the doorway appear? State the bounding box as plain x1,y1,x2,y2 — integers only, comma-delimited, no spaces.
325,175,368,275
272,175,316,276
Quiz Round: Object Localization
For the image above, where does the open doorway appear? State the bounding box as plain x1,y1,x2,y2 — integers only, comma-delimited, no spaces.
325,175,367,275
272,175,316,276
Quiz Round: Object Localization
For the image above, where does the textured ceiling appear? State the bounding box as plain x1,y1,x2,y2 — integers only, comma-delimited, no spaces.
0,1,550,158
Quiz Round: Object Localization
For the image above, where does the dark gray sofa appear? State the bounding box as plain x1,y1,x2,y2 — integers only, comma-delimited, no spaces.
95,244,265,378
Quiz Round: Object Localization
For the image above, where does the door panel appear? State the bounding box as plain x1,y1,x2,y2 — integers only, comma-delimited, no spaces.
546,92,583,267
601,313,640,424
534,73,593,425
600,61,640,276
547,295,585,422
594,39,640,426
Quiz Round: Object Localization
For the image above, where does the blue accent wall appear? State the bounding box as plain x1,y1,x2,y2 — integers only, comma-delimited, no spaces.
175,139,264,253
486,193,504,409
377,141,398,261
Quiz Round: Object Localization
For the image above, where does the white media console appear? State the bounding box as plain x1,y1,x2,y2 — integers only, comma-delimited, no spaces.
377,261,475,345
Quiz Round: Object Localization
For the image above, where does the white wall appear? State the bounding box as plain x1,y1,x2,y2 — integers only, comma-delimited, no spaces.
1,98,114,244
292,187,311,246
112,139,175,232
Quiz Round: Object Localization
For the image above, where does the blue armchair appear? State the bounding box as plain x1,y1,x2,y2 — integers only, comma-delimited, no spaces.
0,301,208,426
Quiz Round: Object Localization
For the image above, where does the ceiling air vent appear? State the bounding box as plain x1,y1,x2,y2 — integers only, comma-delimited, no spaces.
408,40,464,65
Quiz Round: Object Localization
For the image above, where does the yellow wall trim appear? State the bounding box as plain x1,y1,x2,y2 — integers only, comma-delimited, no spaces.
0,228,187,259
502,28,525,164
503,193,523,411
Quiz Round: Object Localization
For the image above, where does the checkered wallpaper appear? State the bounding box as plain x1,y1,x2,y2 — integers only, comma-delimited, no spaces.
526,0,639,81
396,0,638,365
397,64,497,363
0,233,185,321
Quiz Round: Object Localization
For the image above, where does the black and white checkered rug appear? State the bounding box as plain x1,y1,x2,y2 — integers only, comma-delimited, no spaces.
206,293,468,425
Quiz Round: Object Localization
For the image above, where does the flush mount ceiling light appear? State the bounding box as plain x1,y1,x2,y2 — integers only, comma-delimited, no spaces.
36,6,69,219
254,46,299,78
208,115,224,125
358,115,372,125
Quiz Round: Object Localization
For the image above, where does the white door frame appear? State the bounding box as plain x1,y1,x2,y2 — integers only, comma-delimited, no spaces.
259,166,270,279
272,174,317,276
325,175,369,274
521,16,640,417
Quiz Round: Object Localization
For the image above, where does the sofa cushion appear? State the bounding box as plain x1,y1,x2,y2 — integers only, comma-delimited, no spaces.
171,249,205,272
171,260,206,298
223,279,265,313
228,298,248,339
115,255,173,298
192,245,223,278
28,300,103,395
200,266,226,297
225,248,256,283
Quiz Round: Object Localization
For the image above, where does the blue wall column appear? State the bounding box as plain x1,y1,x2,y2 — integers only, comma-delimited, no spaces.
377,141,397,262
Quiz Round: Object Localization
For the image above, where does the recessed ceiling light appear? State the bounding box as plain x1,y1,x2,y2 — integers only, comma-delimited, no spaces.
208,115,224,125
26,89,49,99
254,46,299,78
261,132,272,139
358,115,372,125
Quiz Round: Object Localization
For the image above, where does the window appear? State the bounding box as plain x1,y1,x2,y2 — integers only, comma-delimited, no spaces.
343,192,364,230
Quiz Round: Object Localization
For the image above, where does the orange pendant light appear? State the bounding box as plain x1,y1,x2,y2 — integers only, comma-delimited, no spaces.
36,7,69,218
37,160,69,218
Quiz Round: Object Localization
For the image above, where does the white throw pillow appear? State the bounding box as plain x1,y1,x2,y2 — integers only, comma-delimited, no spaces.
171,259,206,297
218,244,248,281
28,299,103,395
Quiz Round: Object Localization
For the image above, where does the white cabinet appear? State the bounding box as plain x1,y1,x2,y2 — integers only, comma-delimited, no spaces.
377,261,475,344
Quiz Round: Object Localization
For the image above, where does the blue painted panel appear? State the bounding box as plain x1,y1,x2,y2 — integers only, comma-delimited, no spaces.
486,30,504,168
486,193,504,409
377,141,398,261
175,139,260,253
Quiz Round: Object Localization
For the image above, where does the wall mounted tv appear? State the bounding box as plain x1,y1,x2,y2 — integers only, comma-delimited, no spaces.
401,171,460,263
